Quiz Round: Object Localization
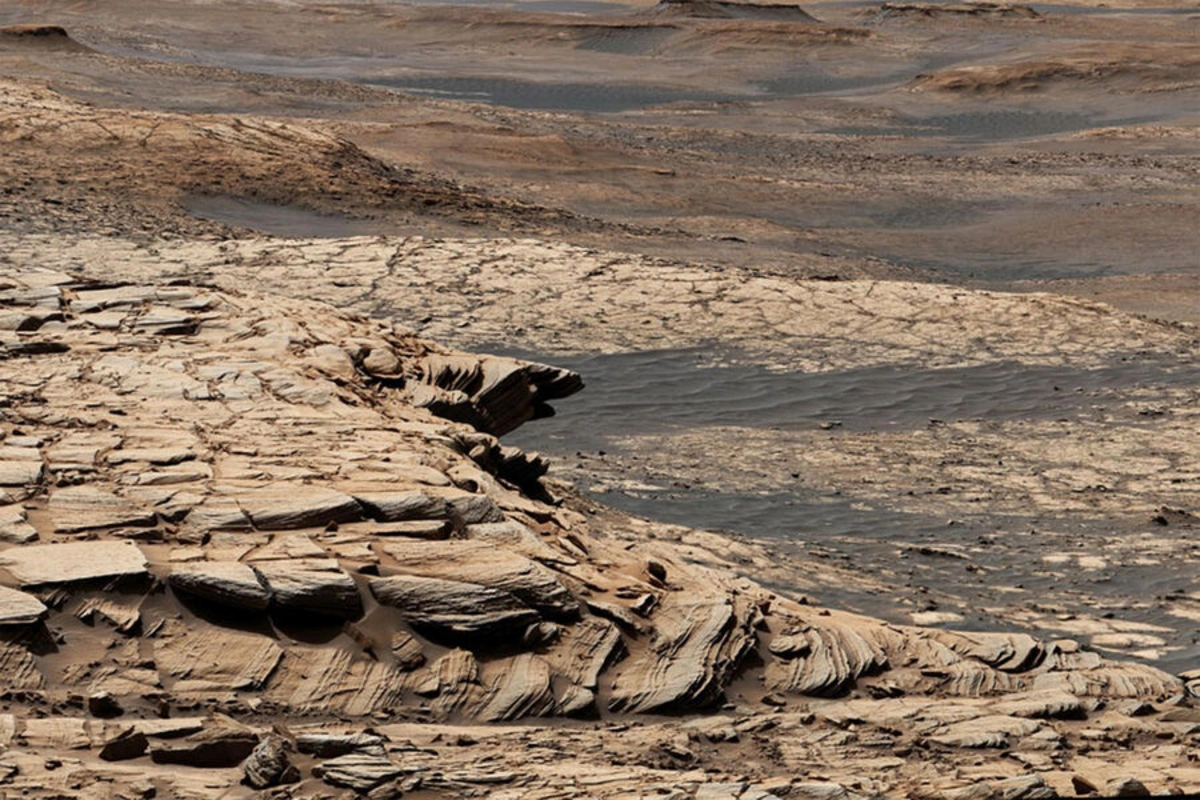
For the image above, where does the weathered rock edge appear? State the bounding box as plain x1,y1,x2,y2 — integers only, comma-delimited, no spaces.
0,267,1194,797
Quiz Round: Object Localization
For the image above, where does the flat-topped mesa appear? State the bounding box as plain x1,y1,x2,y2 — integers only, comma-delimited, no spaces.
0,267,1192,796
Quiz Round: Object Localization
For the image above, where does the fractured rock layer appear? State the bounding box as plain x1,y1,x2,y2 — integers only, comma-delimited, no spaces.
0,268,1194,798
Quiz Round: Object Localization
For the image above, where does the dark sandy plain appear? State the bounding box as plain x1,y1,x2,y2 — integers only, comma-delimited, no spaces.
0,0,1198,796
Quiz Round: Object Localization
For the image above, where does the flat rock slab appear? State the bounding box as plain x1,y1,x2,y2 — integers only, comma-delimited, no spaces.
369,574,539,640
169,562,270,610
315,751,403,792
0,586,48,625
149,726,260,767
49,485,157,532
353,491,447,522
380,539,577,618
0,540,148,586
254,559,363,618
0,460,43,487
236,485,362,530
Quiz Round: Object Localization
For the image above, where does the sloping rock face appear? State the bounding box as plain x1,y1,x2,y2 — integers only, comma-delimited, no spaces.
0,267,1193,798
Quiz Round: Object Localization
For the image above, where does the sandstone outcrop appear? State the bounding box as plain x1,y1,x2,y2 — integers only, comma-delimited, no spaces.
0,266,1194,797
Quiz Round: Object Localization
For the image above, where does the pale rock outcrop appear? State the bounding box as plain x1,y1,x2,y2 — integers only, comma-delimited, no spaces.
379,538,578,618
369,574,540,639
0,540,148,585
168,561,270,610
49,484,157,532
254,558,363,618
235,484,362,530
610,595,758,713
0,267,1191,798
0,586,47,625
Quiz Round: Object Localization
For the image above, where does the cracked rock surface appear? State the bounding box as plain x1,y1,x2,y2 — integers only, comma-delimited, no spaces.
0,266,1195,798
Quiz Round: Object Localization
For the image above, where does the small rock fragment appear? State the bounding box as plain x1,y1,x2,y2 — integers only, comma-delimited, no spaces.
88,691,123,718
242,735,300,789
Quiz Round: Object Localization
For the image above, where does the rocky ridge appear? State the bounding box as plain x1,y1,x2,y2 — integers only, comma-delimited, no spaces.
0,266,1196,798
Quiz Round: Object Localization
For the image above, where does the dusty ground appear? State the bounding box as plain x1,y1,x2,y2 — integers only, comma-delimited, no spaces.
0,0,1197,796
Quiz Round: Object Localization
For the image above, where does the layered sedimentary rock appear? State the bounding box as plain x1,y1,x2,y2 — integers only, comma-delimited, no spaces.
0,267,1194,798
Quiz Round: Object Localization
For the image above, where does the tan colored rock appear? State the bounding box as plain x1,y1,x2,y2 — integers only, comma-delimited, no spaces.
254,558,363,618
0,586,46,625
155,624,283,693
245,532,326,562
242,735,299,789
0,540,147,585
0,638,43,690
99,727,149,762
379,539,577,618
353,490,448,522
479,653,556,722
928,714,1042,748
315,751,403,792
49,485,157,532
0,505,37,543
0,455,42,487
169,562,270,610
408,354,583,437
765,618,889,697
149,724,260,767
20,717,95,750
390,631,426,670
235,484,362,530
369,574,540,640
0,263,1191,795
610,596,757,713
265,647,407,715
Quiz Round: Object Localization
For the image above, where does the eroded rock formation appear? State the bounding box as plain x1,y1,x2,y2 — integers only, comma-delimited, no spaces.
0,267,1195,797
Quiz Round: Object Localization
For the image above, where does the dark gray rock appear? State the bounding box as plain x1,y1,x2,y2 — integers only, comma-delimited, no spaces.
99,728,149,762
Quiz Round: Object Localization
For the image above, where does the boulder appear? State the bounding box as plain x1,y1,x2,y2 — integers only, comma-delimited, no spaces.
99,728,149,762
1106,778,1150,798
87,691,123,719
